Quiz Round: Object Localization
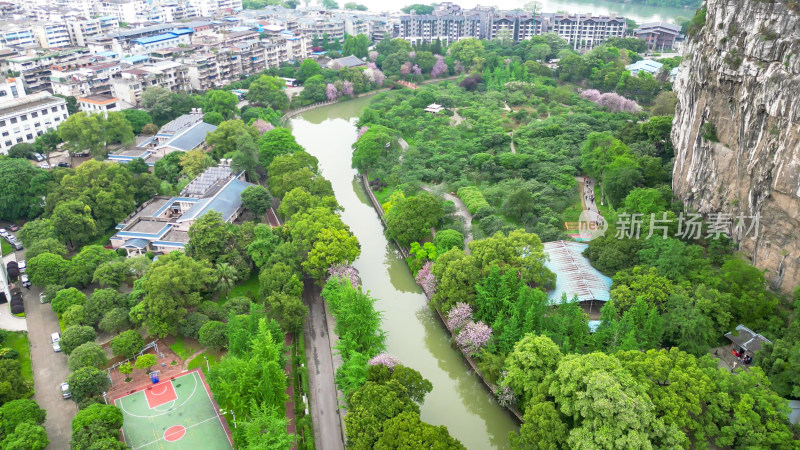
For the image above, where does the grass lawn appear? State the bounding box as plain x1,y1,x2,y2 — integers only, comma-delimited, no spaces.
6,332,32,385
169,336,196,361
373,186,395,206
187,351,220,375
220,272,260,305
1,240,11,255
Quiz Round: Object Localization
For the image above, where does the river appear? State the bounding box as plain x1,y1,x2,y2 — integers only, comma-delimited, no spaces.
356,0,692,24
290,96,519,449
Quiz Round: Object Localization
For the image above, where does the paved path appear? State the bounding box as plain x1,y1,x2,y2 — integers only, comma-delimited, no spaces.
422,186,474,254
0,302,27,331
508,131,516,154
302,282,345,450
576,176,604,220
23,282,77,449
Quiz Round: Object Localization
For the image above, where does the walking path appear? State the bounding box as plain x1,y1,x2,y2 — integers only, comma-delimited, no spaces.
302,281,345,450
576,176,604,220
422,185,474,254
508,131,516,154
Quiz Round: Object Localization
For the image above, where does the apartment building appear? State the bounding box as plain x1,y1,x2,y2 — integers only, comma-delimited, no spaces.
635,22,681,51
68,17,121,47
130,28,193,53
0,92,68,154
548,14,627,50
187,0,242,17
0,77,25,100
398,13,481,45
98,0,150,23
298,17,345,44
77,94,124,113
160,2,198,22
111,60,190,106
6,48,91,93
185,52,219,90
0,26,36,48
50,62,120,97
489,12,543,42
32,22,72,49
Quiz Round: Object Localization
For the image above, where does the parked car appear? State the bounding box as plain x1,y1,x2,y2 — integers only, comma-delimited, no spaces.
73,150,90,157
4,234,15,242
12,242,22,251
8,224,19,232
51,333,61,352
60,383,71,399
57,162,71,168
17,260,25,272
39,293,47,304
20,274,30,287
33,153,44,162
0,230,7,238
39,163,50,170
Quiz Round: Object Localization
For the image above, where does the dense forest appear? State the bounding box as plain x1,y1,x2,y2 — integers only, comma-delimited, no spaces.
352,35,800,447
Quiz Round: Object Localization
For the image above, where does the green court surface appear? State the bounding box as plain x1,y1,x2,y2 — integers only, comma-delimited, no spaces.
114,370,233,450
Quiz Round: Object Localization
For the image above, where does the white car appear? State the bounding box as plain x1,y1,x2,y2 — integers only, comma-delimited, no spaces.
39,293,47,304
20,274,30,287
60,383,71,399
17,260,26,272
51,333,61,352
39,163,50,169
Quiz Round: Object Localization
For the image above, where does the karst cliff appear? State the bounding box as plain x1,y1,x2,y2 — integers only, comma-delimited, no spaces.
672,0,800,291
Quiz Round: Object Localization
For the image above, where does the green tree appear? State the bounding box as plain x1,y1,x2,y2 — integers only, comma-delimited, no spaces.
187,211,229,264
103,112,135,148
214,262,239,299
33,130,62,163
296,59,322,83
203,90,239,120
98,308,131,334
434,229,464,251
0,158,48,220
258,127,303,167
0,399,46,438
134,354,157,372
241,185,271,218
352,124,396,170
264,292,307,334
26,253,70,287
126,157,149,175
203,111,224,125
65,245,116,287
375,411,465,449
580,132,630,203
385,192,443,247
502,334,562,409
448,38,485,71
58,112,106,158
247,75,289,111
1,423,48,450
206,120,259,159
232,133,262,182
121,109,153,134
110,330,145,359
67,342,107,371
50,288,87,316
345,380,418,448
6,143,35,159
179,148,214,179
198,320,228,351
59,326,96,355
50,200,97,249
66,367,110,402
400,4,433,14
129,252,214,336
299,75,327,103
303,228,361,281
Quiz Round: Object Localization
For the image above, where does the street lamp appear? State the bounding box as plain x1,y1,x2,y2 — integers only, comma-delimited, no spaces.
203,356,210,372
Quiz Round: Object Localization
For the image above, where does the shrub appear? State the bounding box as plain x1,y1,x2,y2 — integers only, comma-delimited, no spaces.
178,312,210,339
701,122,719,142
457,186,490,215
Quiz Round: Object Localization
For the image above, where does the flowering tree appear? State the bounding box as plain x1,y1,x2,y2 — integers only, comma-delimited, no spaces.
455,320,491,356
411,64,422,76
329,60,343,70
357,126,369,139
342,80,354,97
580,89,640,113
368,51,378,62
326,83,339,101
415,261,436,300
364,62,385,86
368,352,401,369
495,384,516,407
454,61,465,74
328,263,361,289
408,51,416,60
579,89,602,102
431,55,448,78
400,61,412,76
446,302,473,330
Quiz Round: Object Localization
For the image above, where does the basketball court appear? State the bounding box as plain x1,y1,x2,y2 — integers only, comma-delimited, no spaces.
114,369,233,449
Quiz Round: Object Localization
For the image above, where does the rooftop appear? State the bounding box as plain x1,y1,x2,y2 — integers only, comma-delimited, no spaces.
543,240,612,304
159,121,217,152
626,59,664,73
0,93,64,118
160,112,204,134
725,324,772,353
78,94,118,105
637,21,682,33
328,54,366,69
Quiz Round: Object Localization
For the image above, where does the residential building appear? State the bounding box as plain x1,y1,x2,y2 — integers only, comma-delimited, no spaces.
32,22,72,49
130,28,193,54
549,14,627,50
0,26,36,48
298,17,345,45
635,21,681,51
110,161,251,255
98,0,150,23
626,59,663,76
77,94,124,113
0,77,25,100
6,48,91,93
0,92,68,154
68,17,121,47
111,60,190,105
489,11,544,42
49,62,121,97
398,12,481,45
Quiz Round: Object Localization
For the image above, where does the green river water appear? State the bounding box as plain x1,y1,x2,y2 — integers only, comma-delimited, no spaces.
290,96,519,449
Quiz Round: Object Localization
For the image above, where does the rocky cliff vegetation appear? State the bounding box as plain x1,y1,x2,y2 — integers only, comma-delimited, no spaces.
672,0,800,291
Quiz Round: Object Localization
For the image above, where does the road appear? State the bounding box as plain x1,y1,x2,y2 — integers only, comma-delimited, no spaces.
302,281,345,450
422,186,474,254
23,281,77,449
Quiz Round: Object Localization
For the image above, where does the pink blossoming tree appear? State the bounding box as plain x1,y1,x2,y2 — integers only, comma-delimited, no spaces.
342,80,354,97
446,302,473,330
455,320,491,356
415,261,436,299
326,83,339,101
327,264,361,289
368,352,401,369
368,51,378,62
431,55,448,78
411,64,422,76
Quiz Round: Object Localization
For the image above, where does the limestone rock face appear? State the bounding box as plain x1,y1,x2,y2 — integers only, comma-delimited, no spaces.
672,0,800,291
